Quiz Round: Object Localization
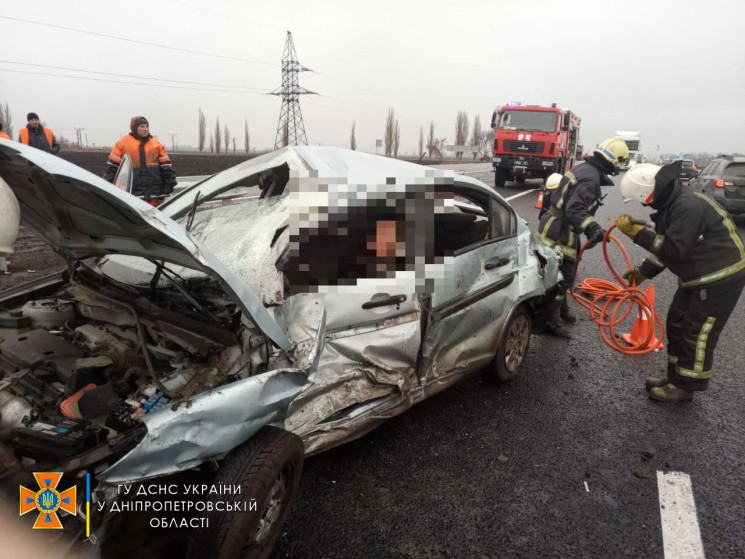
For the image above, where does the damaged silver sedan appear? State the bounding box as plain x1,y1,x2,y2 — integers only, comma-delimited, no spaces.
0,141,560,558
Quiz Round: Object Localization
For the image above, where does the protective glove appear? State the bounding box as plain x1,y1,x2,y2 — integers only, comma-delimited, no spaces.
615,215,646,239
586,227,607,249
623,268,647,286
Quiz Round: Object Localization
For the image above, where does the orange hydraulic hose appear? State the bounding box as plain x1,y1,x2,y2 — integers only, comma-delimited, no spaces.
569,224,664,355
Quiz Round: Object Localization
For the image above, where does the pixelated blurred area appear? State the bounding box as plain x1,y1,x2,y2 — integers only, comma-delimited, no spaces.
170,150,514,300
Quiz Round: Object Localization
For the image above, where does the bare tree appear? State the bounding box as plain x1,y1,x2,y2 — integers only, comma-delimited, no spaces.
244,118,250,154
223,125,231,154
198,108,207,152
214,119,222,153
470,115,482,160
418,127,424,157
232,137,237,154
350,121,357,151
427,122,435,157
455,111,469,159
384,108,395,157
0,102,13,139
209,134,214,154
393,120,400,157
426,121,447,160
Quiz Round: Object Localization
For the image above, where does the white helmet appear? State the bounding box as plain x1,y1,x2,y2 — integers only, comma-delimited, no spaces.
545,173,563,190
0,176,20,253
620,163,660,204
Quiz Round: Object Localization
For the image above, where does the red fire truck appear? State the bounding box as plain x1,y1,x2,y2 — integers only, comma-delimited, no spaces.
490,103,582,187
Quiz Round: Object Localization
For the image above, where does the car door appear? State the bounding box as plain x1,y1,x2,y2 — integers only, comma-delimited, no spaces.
279,191,425,446
417,185,519,398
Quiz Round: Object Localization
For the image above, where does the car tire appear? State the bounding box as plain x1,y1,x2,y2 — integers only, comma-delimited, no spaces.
485,305,532,383
186,426,304,559
495,168,506,188
515,174,526,185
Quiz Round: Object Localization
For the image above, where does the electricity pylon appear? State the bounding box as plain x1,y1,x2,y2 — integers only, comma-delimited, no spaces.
270,31,316,148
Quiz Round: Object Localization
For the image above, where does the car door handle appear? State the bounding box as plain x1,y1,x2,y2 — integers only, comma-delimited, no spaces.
485,257,511,270
362,294,407,309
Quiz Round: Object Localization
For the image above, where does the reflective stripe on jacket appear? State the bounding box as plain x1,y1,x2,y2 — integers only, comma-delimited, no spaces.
537,159,612,259
104,134,176,197
636,183,745,288
107,133,171,168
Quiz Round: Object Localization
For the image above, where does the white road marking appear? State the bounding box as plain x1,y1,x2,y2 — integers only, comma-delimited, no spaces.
584,481,590,493
505,189,540,202
657,471,706,559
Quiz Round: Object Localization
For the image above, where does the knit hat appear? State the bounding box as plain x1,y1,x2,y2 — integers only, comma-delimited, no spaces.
27,112,39,121
129,116,149,133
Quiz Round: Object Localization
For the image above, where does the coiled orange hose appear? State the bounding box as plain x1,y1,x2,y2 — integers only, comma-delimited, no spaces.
569,224,664,355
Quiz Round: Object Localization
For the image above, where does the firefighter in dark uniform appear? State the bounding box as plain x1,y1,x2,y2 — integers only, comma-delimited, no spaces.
537,138,630,338
616,161,745,402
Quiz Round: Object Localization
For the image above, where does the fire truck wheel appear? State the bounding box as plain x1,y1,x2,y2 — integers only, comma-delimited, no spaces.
495,168,506,187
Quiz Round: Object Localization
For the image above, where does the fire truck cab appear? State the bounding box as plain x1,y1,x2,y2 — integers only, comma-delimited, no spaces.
490,103,581,188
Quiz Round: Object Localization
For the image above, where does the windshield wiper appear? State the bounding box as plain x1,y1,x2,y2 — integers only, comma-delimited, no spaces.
185,191,202,232
146,258,220,323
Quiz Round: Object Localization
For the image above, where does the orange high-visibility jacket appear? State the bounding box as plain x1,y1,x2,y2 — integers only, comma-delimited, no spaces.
19,127,53,146
0,132,10,140
105,134,175,196
107,134,171,169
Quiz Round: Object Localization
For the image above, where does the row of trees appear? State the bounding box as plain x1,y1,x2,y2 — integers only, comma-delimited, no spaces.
198,108,250,154
374,109,491,159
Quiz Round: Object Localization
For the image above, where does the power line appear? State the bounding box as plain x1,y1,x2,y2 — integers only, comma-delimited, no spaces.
312,70,395,100
0,15,277,67
0,68,267,95
161,0,283,32
0,15,423,121
0,59,269,91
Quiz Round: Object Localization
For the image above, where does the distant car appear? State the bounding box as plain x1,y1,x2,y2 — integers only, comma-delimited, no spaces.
675,158,698,180
0,142,561,558
688,155,745,218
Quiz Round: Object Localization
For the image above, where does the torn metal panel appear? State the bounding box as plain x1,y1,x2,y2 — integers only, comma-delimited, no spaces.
98,369,310,483
0,142,292,350
281,292,420,447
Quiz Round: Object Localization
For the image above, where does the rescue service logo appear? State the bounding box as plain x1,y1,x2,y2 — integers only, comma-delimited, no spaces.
19,472,77,529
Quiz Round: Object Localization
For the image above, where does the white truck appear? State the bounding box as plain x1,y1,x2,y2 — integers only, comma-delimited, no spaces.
614,131,641,169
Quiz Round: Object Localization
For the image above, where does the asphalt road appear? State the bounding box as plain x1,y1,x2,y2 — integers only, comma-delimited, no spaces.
272,163,745,558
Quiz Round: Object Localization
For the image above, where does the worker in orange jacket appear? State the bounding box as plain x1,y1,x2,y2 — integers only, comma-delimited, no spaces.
103,116,176,198
0,122,10,140
18,113,60,154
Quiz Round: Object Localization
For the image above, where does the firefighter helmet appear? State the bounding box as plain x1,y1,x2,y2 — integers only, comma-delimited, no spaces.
545,173,563,190
620,163,660,204
594,137,630,169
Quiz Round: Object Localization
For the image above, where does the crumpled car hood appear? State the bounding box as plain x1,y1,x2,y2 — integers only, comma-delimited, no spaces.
0,139,291,349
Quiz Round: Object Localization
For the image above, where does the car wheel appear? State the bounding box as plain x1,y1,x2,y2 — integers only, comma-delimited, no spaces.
186,427,304,559
485,305,532,383
495,168,506,187
515,174,526,185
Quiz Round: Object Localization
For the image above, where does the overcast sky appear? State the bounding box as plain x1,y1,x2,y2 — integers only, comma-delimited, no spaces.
1,0,744,157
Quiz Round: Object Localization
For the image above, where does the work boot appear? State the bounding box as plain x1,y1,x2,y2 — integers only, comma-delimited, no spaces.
648,383,694,403
546,324,572,339
645,377,668,391
560,306,578,325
